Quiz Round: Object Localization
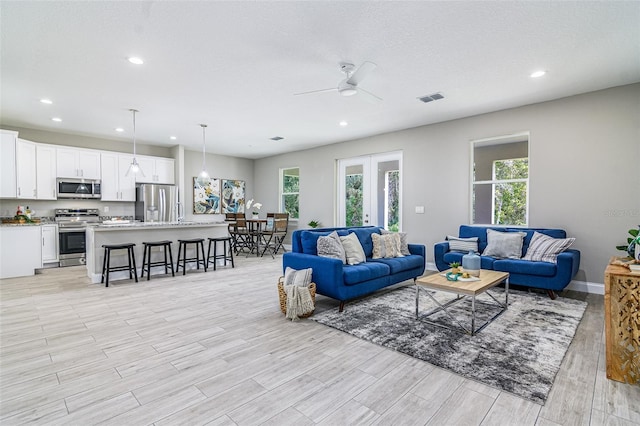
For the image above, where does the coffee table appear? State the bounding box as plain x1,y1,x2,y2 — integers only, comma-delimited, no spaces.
415,269,509,336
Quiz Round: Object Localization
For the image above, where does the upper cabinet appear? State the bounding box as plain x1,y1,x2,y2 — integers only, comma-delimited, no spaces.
0,130,17,198
16,139,37,199
135,155,175,184
36,144,57,200
100,152,136,201
56,147,101,179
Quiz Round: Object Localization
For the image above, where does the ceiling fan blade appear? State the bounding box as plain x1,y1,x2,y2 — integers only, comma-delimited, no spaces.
357,87,383,102
293,88,337,96
347,61,377,85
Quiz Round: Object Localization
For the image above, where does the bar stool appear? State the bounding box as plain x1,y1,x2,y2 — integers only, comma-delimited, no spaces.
141,240,175,280
207,237,235,270
176,238,207,275
101,243,137,287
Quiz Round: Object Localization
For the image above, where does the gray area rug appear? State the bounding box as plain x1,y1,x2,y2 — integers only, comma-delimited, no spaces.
313,285,587,404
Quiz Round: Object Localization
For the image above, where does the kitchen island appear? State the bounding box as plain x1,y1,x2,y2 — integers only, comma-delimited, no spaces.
86,221,229,283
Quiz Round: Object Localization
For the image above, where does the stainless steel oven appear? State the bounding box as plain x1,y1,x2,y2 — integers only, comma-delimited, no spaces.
55,209,100,267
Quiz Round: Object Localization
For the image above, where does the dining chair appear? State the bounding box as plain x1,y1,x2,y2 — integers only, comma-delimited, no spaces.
259,213,289,258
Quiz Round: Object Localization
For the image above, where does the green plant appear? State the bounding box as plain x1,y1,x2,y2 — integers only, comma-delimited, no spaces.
616,227,640,257
449,262,461,268
308,220,321,228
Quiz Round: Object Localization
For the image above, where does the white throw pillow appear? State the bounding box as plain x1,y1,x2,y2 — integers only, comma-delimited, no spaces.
381,229,410,255
317,230,346,264
283,267,313,287
482,229,526,259
340,233,367,265
446,235,479,253
523,231,575,264
371,233,403,259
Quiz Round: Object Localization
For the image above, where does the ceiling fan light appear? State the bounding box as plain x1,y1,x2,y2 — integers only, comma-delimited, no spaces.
339,87,357,97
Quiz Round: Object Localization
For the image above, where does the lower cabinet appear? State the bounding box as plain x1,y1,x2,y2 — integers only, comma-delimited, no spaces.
42,224,59,264
0,226,42,279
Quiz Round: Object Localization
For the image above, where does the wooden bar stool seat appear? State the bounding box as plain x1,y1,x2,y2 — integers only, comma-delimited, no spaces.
101,243,137,287
207,237,235,270
176,238,207,275
141,240,175,280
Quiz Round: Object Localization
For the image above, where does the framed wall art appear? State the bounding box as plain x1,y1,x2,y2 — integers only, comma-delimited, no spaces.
193,177,221,214
221,179,245,213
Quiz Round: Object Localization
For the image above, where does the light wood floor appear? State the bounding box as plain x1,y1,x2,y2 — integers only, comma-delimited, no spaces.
0,255,638,425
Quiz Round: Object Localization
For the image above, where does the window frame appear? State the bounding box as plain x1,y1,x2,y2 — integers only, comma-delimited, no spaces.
279,166,300,220
470,132,530,226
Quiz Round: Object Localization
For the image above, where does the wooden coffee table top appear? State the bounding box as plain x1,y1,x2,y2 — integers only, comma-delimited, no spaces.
416,269,509,296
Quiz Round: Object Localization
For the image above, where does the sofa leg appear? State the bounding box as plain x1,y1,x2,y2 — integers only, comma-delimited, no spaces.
339,301,345,312
547,290,558,300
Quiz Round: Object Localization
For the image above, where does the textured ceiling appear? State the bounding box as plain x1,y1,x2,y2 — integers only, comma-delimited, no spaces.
1,1,639,159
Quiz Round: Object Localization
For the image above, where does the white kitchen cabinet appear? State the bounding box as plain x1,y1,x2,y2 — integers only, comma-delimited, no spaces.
36,144,57,200
135,155,175,184
100,152,136,201
16,139,37,199
0,226,42,278
0,129,17,198
56,147,101,179
41,224,58,264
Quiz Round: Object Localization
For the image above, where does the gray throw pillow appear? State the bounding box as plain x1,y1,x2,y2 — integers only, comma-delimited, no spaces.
523,231,575,264
340,233,366,265
446,235,479,253
317,230,346,264
482,229,526,259
371,233,403,259
283,267,313,287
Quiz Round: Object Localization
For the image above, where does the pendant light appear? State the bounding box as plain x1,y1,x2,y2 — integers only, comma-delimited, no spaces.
125,108,145,177
196,123,209,187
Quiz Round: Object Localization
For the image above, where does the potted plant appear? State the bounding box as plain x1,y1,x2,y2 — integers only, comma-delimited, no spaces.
308,220,321,228
616,227,640,259
449,262,461,274
246,199,262,218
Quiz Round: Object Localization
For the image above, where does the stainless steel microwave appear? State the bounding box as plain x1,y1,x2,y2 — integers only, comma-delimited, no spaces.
56,178,101,199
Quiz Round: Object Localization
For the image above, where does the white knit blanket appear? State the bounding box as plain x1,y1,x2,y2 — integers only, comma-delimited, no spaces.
285,284,314,321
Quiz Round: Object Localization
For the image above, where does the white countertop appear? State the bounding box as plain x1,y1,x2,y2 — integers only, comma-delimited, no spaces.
90,221,227,231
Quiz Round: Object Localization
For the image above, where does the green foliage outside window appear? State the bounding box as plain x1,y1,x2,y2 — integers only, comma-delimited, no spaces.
492,158,528,225
387,170,400,231
345,174,363,227
282,170,299,219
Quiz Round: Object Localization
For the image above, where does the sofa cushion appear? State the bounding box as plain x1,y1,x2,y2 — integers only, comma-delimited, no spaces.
317,231,346,263
340,232,366,265
493,259,557,277
300,230,348,255
342,262,390,286
371,233,403,259
522,231,575,263
349,227,382,258
482,229,526,259
369,255,424,274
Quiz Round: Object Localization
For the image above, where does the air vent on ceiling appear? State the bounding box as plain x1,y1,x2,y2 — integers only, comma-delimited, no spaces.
270,136,284,141
418,92,444,103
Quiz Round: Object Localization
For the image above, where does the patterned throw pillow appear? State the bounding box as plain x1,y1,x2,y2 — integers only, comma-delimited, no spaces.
482,229,526,259
523,231,575,264
371,233,403,259
317,231,346,263
446,235,479,253
340,233,366,265
381,229,410,255
283,267,313,287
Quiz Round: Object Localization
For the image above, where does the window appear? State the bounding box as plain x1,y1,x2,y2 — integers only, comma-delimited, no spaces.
280,167,299,219
471,134,529,226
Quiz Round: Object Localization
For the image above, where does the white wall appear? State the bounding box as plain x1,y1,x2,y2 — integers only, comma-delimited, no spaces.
255,83,640,285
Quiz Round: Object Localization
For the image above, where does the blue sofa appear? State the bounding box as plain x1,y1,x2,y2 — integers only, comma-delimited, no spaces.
434,225,580,298
283,226,426,311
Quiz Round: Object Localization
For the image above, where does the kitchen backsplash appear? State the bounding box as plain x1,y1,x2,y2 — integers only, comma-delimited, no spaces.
0,199,135,219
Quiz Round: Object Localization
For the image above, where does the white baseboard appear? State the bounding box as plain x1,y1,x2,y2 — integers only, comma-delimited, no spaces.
423,262,604,295
566,280,604,295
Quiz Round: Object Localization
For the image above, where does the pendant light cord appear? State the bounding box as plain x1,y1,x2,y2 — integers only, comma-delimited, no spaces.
131,109,138,158
201,124,207,175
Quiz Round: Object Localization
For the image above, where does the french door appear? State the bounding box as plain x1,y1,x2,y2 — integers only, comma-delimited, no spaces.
337,151,402,230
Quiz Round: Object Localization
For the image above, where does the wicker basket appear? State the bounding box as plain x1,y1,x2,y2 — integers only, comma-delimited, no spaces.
277,276,316,318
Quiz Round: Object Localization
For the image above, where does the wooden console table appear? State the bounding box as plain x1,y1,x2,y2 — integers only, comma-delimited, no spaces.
604,258,639,384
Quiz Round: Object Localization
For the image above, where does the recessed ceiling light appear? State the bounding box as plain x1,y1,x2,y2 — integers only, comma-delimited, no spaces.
40,99,53,104
270,136,284,141
169,136,177,140
51,117,62,122
128,57,144,65
530,70,546,78
339,120,348,127
115,127,124,132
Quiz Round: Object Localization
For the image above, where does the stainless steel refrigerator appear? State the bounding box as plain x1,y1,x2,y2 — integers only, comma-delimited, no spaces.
135,184,179,222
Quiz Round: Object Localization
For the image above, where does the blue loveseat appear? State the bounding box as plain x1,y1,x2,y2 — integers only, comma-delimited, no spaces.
283,226,426,311
434,225,580,298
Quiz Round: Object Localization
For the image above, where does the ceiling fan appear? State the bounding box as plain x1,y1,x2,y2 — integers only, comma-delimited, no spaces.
294,61,382,102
